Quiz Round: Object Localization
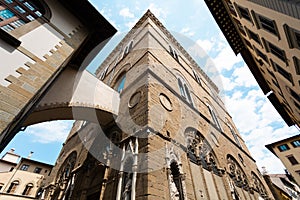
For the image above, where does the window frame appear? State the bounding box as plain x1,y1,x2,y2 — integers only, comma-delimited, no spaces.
286,155,299,165
115,74,126,93
177,76,193,105
271,60,293,85
256,14,279,37
291,140,300,148
7,180,19,193
22,183,33,196
293,56,300,75
169,45,179,61
277,144,290,152
227,123,241,147
33,167,42,174
246,28,261,45
264,40,287,63
207,104,222,130
236,5,252,23
254,46,269,64
20,164,29,171
284,24,300,50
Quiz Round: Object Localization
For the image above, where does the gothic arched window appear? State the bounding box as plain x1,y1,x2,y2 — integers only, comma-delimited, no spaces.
123,40,134,58
207,104,221,130
251,172,268,198
227,155,249,190
227,123,241,148
115,73,126,93
177,76,193,105
169,45,179,61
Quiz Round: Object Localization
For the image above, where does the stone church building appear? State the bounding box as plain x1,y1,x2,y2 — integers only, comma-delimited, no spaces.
43,10,273,200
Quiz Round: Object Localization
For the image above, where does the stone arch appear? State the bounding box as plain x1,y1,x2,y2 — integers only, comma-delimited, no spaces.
56,151,77,184
251,171,269,198
184,127,224,175
22,68,120,128
226,154,249,190
110,63,131,87
52,151,77,200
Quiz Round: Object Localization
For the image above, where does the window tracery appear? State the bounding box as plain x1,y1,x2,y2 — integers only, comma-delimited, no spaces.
184,128,224,175
251,172,269,198
227,155,249,190
177,76,193,105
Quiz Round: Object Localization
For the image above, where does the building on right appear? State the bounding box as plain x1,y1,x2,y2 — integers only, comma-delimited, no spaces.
265,135,300,186
204,0,300,127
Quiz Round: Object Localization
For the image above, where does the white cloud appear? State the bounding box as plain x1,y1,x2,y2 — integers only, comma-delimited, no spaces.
119,7,135,18
213,45,243,71
180,27,195,37
225,89,262,133
196,39,213,54
25,121,73,143
232,65,258,88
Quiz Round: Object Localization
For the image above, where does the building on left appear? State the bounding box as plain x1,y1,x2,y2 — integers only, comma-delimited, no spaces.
0,149,53,199
0,0,116,151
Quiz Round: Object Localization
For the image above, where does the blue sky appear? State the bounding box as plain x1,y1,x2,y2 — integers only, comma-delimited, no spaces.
1,0,299,173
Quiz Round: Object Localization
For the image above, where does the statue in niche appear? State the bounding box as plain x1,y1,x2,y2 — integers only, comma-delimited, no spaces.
122,173,132,200
170,176,180,200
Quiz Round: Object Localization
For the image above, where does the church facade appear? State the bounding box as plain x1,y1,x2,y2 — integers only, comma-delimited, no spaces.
44,11,273,200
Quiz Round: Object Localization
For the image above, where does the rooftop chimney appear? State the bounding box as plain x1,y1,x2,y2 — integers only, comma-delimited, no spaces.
27,151,34,159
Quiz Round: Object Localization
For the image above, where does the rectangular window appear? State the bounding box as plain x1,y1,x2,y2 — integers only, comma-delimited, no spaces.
34,10,42,17
272,79,280,88
14,5,26,14
23,2,35,11
20,164,29,171
291,140,300,147
247,29,261,45
294,57,300,75
237,5,252,22
0,9,15,19
287,155,299,165
284,25,300,50
278,144,290,152
254,47,269,64
226,1,237,16
244,39,253,49
290,88,300,103
294,100,300,111
272,61,293,84
1,24,14,32
267,42,286,62
233,19,246,36
267,68,275,78
5,0,13,4
257,15,278,36
26,14,34,21
33,167,42,174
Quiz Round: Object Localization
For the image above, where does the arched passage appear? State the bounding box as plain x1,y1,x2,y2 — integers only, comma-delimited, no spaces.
22,68,120,127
